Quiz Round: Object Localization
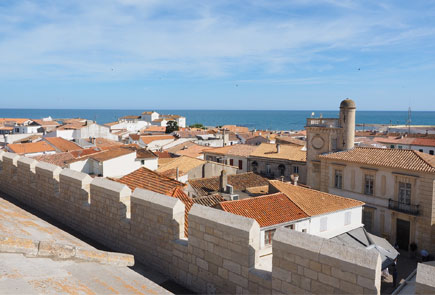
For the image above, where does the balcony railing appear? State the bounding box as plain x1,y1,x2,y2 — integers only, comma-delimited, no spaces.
306,118,340,128
388,199,419,216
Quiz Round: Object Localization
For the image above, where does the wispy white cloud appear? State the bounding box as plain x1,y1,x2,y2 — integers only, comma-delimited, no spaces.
0,0,434,81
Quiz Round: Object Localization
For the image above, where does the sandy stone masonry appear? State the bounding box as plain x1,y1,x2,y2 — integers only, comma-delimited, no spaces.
0,150,383,294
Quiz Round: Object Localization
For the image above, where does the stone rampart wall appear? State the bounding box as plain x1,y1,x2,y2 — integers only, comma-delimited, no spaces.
0,151,381,294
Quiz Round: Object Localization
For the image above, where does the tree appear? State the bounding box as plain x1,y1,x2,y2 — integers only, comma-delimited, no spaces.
166,120,179,133
189,123,205,129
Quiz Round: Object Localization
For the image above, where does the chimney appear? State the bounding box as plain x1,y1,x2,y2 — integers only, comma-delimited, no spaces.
176,167,179,181
219,170,228,192
291,173,299,186
276,143,281,153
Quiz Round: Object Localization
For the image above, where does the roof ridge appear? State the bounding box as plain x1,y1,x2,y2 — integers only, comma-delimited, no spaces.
220,192,285,204
413,150,435,169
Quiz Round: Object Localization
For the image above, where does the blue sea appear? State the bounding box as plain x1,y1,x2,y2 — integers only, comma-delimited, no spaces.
0,109,434,131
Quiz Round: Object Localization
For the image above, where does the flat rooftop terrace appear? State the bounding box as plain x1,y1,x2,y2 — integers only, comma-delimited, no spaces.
0,195,182,295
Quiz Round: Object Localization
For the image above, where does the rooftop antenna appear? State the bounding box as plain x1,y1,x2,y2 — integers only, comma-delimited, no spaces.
407,106,412,135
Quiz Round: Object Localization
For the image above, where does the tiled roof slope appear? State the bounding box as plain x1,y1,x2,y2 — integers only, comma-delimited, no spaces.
319,147,435,173
275,136,306,146
250,143,306,162
219,193,308,227
192,194,225,207
204,144,258,157
7,141,56,155
114,167,191,237
188,172,269,196
44,137,82,152
32,152,76,167
172,144,212,158
411,138,435,147
157,156,205,177
269,180,364,216
140,135,174,144
90,148,134,162
115,167,184,195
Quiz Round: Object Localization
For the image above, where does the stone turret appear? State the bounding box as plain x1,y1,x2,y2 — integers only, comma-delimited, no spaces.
305,98,356,189
339,98,356,150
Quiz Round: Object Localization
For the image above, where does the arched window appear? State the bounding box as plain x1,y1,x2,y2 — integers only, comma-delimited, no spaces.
278,164,285,176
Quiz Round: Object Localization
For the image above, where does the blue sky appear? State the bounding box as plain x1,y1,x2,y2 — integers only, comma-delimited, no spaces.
0,0,435,110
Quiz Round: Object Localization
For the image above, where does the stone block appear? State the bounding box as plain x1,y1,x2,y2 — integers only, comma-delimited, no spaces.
223,259,241,275
37,241,75,258
318,272,339,288
303,267,318,280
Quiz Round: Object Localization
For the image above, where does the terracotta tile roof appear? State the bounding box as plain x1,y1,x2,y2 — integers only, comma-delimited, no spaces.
143,126,167,132
44,137,82,152
70,147,101,158
174,144,212,158
174,130,210,138
129,134,140,141
12,134,42,144
89,148,134,162
157,156,205,177
222,125,249,133
32,152,75,167
140,135,174,144
7,141,56,155
192,194,225,207
250,143,306,162
141,111,156,115
92,138,123,148
120,115,141,120
411,138,435,147
170,186,193,237
114,167,185,195
245,185,269,195
32,119,60,127
136,149,157,159
154,151,175,158
219,193,308,227
269,180,364,216
152,118,165,123
0,118,30,125
275,136,306,146
319,147,435,173
188,172,269,196
204,144,258,157
57,122,86,130
373,136,414,145
165,141,196,153
0,126,14,131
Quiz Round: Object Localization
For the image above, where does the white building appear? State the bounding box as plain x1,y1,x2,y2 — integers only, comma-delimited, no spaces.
67,148,140,178
220,180,365,249
203,144,259,172
45,123,118,142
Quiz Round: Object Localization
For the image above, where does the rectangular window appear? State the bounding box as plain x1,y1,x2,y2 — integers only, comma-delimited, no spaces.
141,160,145,165
320,217,328,232
229,159,234,166
293,166,299,174
266,164,271,175
398,182,411,205
334,170,343,189
264,229,275,245
430,150,434,155
398,146,403,149
364,174,374,195
390,145,394,148
302,229,307,233
285,224,295,230
344,211,352,226
238,160,243,170
362,209,374,233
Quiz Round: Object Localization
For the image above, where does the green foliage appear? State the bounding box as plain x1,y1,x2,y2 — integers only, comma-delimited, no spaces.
189,123,205,129
166,120,179,133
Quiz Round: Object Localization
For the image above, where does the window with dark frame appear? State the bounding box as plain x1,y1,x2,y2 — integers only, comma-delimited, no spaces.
364,174,374,195
334,170,343,189
398,182,412,205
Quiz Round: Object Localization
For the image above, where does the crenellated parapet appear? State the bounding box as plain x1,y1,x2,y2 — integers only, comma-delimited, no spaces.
0,154,383,294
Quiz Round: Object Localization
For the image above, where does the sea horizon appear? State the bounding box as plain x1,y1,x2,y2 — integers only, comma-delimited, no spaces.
1,108,434,131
